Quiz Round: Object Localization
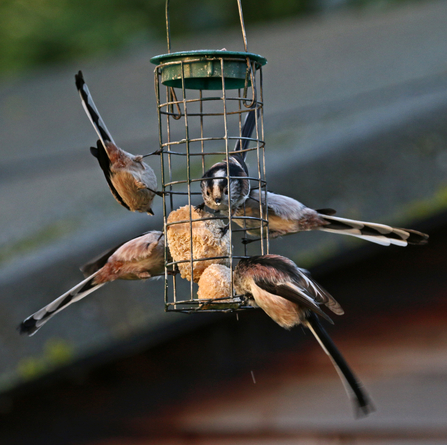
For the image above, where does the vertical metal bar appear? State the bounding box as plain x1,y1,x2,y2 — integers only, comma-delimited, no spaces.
165,0,171,53
199,89,205,175
238,89,248,257
168,87,182,120
179,61,194,301
155,67,169,310
220,57,234,299
241,58,257,108
252,62,265,255
165,82,176,307
237,0,248,52
259,65,269,254
166,86,174,213
242,59,250,101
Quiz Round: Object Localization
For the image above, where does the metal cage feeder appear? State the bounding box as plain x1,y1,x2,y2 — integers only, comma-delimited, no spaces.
151,0,269,313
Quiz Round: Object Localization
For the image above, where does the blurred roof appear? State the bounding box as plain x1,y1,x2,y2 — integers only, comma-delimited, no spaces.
0,206,445,444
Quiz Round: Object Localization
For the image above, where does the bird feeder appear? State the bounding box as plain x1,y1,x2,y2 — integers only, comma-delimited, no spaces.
151,0,269,313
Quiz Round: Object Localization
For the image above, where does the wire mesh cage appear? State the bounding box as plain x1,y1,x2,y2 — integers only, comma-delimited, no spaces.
151,0,269,313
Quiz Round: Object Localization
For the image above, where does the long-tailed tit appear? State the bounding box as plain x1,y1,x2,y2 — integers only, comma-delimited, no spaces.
234,254,374,417
19,231,165,336
200,108,257,212
75,71,160,215
235,189,429,246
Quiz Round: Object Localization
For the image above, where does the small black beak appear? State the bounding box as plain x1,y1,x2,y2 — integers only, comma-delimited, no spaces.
214,198,221,205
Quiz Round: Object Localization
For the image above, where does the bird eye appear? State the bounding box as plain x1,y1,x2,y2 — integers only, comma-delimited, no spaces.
223,188,228,195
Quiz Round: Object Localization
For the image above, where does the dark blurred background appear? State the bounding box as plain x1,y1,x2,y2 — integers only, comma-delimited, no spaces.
1,0,447,443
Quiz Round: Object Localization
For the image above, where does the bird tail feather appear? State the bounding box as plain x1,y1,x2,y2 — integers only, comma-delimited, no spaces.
305,312,375,417
19,270,105,336
318,214,428,246
75,70,115,147
234,107,258,158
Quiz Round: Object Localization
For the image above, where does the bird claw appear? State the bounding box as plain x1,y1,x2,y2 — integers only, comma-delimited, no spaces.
147,188,170,197
142,149,163,158
241,237,259,245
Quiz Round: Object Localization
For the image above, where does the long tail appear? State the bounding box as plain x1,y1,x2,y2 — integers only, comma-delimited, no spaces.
75,70,115,147
305,311,374,417
234,107,258,159
18,271,105,336
318,213,429,246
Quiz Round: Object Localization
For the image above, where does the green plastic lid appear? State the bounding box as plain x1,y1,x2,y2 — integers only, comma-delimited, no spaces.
151,50,267,90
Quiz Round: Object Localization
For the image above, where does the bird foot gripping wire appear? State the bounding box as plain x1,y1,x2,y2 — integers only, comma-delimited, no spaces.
148,188,170,198
142,148,164,158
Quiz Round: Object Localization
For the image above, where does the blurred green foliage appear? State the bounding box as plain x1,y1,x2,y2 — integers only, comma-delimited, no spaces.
0,0,418,78
0,0,314,77
0,0,160,76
